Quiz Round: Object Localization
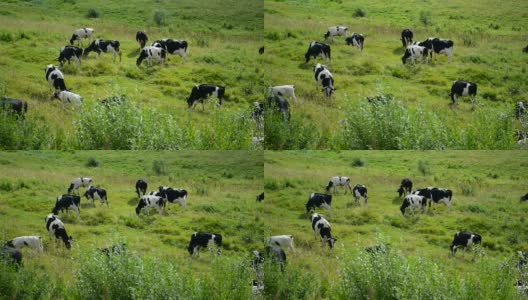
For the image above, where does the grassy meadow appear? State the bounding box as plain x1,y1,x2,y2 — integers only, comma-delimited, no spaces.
0,0,263,149
264,0,528,149
0,151,264,298
264,151,528,298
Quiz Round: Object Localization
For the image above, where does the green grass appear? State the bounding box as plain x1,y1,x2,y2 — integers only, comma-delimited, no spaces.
0,0,264,149
264,151,528,298
264,0,528,149
0,151,264,298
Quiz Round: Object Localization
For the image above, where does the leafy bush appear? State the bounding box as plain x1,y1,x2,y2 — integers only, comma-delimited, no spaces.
354,7,367,17
86,8,100,18
417,160,431,176
351,158,365,167
153,10,167,26
152,160,167,175
86,157,100,168
420,11,432,26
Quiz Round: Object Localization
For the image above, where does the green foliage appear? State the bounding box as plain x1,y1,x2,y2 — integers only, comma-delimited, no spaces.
86,8,100,18
354,7,367,18
86,157,100,168
153,10,167,26
351,157,365,167
417,160,431,176
420,10,432,26
152,160,167,176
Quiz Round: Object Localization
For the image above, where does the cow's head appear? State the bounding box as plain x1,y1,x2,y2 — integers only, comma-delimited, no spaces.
327,237,337,249
397,186,405,197
322,86,334,98
400,199,409,215
136,50,148,66
324,31,330,40
64,236,73,249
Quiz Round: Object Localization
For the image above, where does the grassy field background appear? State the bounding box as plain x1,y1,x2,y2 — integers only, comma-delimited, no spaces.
264,151,528,298
0,0,263,149
0,151,264,298
264,0,528,149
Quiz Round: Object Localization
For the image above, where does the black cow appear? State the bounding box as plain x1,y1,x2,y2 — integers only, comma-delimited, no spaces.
450,231,481,255
415,37,454,62
136,31,148,49
152,39,188,62
521,193,528,202
53,195,81,217
259,46,264,54
1,97,27,118
187,84,225,109
158,187,187,209
136,179,147,198
413,187,453,209
265,245,286,272
84,186,108,207
306,193,332,213
58,45,83,68
187,232,222,256
397,178,413,198
345,33,364,52
1,246,22,268
352,184,368,205
266,95,290,121
401,29,413,47
45,64,67,91
450,80,477,105
84,39,122,62
305,41,331,64
256,192,264,202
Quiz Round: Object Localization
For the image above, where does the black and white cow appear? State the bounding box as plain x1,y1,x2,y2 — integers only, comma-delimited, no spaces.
520,193,528,202
450,80,477,105
136,195,164,215
67,177,93,194
305,41,331,64
4,236,43,252
325,176,352,194
352,184,368,205
135,179,148,198
84,39,122,62
324,26,348,42
70,27,94,46
58,45,83,69
401,29,413,47
515,101,527,119
187,232,222,256
53,195,81,217
1,246,22,267
256,192,264,202
413,187,453,209
311,213,336,249
265,235,295,252
84,186,108,207
306,193,332,213
187,84,225,109
269,85,297,103
152,39,188,62
53,90,83,107
450,231,481,256
0,97,27,117
136,46,166,66
266,95,290,121
345,33,365,52
158,186,187,210
259,46,264,54
400,194,427,215
402,45,429,64
314,63,335,98
45,65,67,91
397,178,413,198
45,214,73,249
136,31,148,49
415,38,454,62
265,245,286,271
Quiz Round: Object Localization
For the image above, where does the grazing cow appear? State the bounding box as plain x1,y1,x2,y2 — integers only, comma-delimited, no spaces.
187,232,222,256
521,193,528,202
365,244,390,255
265,235,295,252
136,31,148,49
84,186,108,207
158,186,187,210
311,213,336,249
325,176,352,194
259,46,264,54
187,84,225,109
53,90,83,107
256,192,264,202
397,178,413,198
84,39,122,62
515,101,527,119
45,65,67,91
1,97,27,117
266,95,290,121
53,195,81,217
269,85,297,103
135,179,147,198
58,45,83,69
324,26,348,42
45,214,72,249
400,194,427,215
67,177,92,194
353,184,368,205
99,243,126,257
402,45,429,64
450,80,477,105
136,195,164,215
345,33,365,52
413,187,453,209
401,29,413,47
70,27,94,46
314,63,335,98
306,193,332,213
305,41,331,64
4,236,43,252
450,231,481,256
1,246,22,267
152,39,188,62
137,46,166,66
415,38,454,62
265,245,286,271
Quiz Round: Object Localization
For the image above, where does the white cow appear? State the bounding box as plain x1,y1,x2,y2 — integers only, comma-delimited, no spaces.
269,85,297,103
402,45,429,65
53,90,82,107
4,236,43,252
266,235,295,252
325,176,352,194
324,26,348,41
70,27,95,46
136,46,166,67
67,177,92,194
136,195,164,215
400,194,427,215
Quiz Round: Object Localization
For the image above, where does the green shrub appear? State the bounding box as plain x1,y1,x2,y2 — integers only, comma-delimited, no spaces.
354,7,367,17
153,10,167,26
86,8,100,18
351,158,365,167
418,160,431,176
420,11,432,26
86,157,100,168
152,160,167,175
